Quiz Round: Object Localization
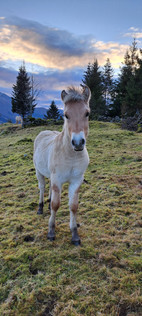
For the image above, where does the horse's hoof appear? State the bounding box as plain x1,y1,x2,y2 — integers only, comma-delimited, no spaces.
47,234,55,241
71,239,81,246
37,209,43,215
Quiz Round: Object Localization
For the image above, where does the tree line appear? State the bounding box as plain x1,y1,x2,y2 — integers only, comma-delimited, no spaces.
11,40,142,129
82,39,142,127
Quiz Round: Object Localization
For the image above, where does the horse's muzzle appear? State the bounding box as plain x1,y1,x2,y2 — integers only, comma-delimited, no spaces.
71,132,86,151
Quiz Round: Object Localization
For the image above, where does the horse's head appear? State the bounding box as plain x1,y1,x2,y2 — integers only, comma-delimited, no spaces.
61,85,91,151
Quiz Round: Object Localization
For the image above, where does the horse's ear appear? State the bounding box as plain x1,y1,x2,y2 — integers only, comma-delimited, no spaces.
61,90,68,101
82,85,91,104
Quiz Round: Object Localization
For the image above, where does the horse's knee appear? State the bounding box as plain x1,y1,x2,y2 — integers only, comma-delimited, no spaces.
70,202,78,213
51,199,60,212
38,182,45,191
69,190,79,213
51,184,60,212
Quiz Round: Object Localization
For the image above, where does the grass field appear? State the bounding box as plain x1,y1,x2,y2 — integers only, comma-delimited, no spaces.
0,121,142,316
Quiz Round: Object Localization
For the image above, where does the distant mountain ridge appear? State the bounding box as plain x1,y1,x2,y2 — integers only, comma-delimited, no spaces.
0,92,63,123
0,92,16,123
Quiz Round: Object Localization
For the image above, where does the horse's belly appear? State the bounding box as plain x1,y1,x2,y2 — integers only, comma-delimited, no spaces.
34,143,53,178
34,153,50,178
38,165,50,178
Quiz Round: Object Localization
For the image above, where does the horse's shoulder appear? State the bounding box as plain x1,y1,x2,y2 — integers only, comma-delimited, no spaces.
34,130,61,151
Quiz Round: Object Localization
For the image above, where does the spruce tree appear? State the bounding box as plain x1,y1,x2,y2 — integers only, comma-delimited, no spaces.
103,58,114,107
44,101,60,120
114,39,139,117
82,59,105,119
109,79,121,117
114,62,132,117
134,49,142,114
82,63,93,91
11,64,36,120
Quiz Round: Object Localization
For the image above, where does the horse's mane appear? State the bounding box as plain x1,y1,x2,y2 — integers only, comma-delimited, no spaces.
64,86,85,103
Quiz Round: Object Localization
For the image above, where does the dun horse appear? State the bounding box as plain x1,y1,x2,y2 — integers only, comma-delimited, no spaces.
33,85,91,245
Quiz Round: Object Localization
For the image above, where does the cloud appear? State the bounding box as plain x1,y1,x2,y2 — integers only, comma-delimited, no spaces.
0,66,16,84
92,41,128,68
0,16,128,72
5,16,94,56
0,17,133,107
124,27,142,39
129,27,139,32
0,17,95,70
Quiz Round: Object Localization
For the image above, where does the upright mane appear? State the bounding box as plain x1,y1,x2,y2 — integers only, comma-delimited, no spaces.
61,85,91,105
62,86,85,104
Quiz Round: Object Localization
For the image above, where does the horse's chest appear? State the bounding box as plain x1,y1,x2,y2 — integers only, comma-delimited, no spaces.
58,161,86,184
59,168,80,183
70,167,81,177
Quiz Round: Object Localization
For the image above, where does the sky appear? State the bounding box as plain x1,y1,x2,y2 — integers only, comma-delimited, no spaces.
0,0,142,108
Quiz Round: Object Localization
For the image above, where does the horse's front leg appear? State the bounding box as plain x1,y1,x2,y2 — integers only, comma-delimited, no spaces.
47,182,61,241
69,181,82,246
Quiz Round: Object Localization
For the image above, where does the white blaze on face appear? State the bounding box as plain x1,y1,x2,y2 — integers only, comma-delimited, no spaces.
71,131,86,151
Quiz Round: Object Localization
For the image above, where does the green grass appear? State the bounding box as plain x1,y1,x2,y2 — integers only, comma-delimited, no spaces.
0,122,142,315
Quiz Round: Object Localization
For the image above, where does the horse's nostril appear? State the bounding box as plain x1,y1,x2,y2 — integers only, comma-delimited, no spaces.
72,139,75,146
82,139,85,145
72,138,85,148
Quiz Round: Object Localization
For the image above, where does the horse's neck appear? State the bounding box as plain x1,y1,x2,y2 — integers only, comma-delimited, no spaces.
61,125,72,153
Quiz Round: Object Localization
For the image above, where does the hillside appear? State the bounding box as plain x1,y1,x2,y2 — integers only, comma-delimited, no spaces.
0,121,142,315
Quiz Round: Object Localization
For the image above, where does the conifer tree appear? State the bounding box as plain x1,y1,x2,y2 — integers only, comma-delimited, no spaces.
82,59,105,119
135,49,142,113
103,58,114,107
44,101,60,120
114,39,139,117
11,64,36,120
82,63,93,91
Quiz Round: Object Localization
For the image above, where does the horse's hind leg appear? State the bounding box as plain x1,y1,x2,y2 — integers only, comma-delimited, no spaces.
36,170,45,214
48,181,51,212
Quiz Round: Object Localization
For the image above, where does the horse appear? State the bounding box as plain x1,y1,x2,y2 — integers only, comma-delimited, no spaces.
33,85,91,245
15,115,23,125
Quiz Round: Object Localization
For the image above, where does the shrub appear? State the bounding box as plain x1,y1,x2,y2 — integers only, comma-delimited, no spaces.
23,117,48,127
121,112,142,132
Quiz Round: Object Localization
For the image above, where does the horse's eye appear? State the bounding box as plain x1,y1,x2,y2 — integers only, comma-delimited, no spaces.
65,114,69,119
85,112,89,117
